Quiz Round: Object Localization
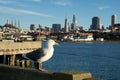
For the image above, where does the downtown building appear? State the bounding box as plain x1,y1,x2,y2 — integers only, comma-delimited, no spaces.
111,14,120,33
90,16,104,30
64,16,69,33
52,24,61,33
71,15,77,32
30,24,36,31
71,15,77,30
111,14,116,26
64,15,78,33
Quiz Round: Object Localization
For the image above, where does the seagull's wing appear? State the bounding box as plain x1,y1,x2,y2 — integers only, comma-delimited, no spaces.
25,48,46,61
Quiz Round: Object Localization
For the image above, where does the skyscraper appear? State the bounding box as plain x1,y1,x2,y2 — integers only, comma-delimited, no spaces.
73,15,77,30
64,16,69,32
71,15,77,31
111,14,116,26
90,16,100,30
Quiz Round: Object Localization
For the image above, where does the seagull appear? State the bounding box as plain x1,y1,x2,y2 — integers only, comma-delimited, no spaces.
24,39,58,72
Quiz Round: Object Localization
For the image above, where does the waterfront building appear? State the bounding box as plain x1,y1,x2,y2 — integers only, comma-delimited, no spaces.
45,26,51,32
78,26,84,32
37,24,43,32
99,24,104,30
64,16,69,33
30,24,35,31
90,16,100,30
52,24,61,33
112,24,120,33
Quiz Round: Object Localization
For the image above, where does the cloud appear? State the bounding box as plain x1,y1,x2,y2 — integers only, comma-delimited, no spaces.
54,2,69,6
0,0,11,4
0,6,54,18
31,0,42,2
52,0,71,6
98,6,109,10
0,0,29,7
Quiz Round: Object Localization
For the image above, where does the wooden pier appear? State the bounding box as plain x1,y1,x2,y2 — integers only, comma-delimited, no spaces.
0,41,41,67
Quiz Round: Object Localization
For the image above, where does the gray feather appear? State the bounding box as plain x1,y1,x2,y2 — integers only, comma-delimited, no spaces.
25,48,46,61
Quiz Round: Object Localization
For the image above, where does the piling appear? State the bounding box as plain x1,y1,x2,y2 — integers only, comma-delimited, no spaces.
9,54,16,66
0,55,4,64
15,58,20,66
25,60,32,68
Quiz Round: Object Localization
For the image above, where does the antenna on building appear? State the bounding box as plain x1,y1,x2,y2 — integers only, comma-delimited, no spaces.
14,19,16,27
6,19,9,24
18,19,20,28
11,17,13,27
39,24,41,36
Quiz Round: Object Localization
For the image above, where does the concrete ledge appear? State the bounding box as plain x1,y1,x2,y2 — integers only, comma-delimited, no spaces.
83,78,101,80
53,71,92,80
0,64,101,80
0,64,52,80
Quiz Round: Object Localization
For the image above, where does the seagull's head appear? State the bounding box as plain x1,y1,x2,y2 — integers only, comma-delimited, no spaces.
48,39,59,46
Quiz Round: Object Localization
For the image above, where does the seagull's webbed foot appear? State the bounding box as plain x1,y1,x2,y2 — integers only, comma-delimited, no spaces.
39,68,48,72
38,63,48,73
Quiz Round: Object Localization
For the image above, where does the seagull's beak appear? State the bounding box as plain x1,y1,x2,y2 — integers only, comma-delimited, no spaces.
55,42,59,45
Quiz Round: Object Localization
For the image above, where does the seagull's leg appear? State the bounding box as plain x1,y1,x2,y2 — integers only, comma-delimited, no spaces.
38,63,47,72
38,63,43,70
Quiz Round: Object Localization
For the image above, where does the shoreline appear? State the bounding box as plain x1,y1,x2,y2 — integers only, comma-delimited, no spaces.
59,40,120,43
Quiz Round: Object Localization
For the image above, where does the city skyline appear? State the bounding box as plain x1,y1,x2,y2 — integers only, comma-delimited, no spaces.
0,0,120,30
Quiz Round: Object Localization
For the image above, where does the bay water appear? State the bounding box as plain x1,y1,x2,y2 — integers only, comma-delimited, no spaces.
43,41,120,80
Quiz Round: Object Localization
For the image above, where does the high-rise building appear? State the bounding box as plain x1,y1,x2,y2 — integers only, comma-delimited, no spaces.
73,15,77,30
71,15,77,31
30,24,35,31
64,16,69,32
90,16,100,30
111,14,116,26
52,24,61,33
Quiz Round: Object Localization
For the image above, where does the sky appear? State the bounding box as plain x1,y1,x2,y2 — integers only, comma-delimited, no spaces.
0,0,120,30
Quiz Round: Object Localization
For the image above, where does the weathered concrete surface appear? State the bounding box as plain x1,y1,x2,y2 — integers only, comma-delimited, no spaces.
0,64,101,80
0,41,41,55
53,71,92,80
0,64,52,80
83,78,101,80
